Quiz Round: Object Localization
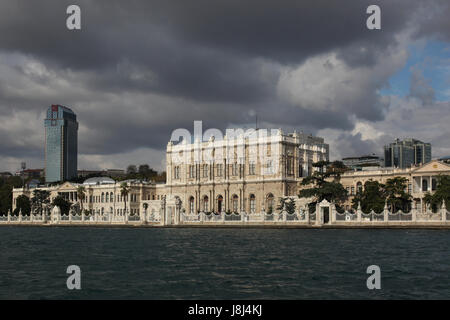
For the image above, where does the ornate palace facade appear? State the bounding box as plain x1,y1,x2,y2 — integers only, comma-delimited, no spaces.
11,130,450,217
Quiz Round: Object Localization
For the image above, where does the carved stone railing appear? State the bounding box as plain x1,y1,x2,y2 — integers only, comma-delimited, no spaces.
1,201,449,225
335,211,357,221
224,213,242,222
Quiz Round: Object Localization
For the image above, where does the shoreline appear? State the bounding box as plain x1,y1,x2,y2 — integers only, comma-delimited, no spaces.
1,223,449,230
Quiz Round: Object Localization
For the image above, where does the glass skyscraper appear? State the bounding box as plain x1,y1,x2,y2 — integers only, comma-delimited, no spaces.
384,138,432,168
44,105,78,183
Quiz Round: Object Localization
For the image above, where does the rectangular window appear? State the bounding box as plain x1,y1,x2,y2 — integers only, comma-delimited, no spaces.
203,164,208,178
232,163,238,176
249,162,256,175
173,166,180,179
217,164,223,177
266,160,273,174
286,157,295,175
189,165,195,178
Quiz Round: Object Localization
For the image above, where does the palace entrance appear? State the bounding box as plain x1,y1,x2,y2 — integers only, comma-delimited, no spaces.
323,207,330,224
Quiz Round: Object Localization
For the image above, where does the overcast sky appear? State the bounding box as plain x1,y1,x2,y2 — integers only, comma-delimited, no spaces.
0,0,449,173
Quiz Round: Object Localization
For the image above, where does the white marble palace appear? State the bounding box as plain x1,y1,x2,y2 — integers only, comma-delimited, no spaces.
8,129,450,226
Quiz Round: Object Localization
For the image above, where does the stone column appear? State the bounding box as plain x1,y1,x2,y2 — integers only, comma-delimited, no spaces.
18,210,22,223
441,200,447,222
331,202,336,224
315,202,320,225
160,196,166,226
305,206,310,224
383,201,389,222
82,211,85,222
411,202,417,223
175,198,181,225
141,208,147,223
7,210,11,223
357,202,362,223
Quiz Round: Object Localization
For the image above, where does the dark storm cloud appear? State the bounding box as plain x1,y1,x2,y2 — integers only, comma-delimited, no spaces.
0,1,418,65
413,0,450,42
0,0,448,169
0,0,428,103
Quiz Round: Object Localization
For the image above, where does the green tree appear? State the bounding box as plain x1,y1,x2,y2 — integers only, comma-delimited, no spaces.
52,195,72,215
351,180,386,213
0,176,23,214
299,161,348,211
384,177,412,212
14,195,31,215
126,165,137,175
285,198,296,215
276,197,287,213
77,186,86,212
277,197,296,215
120,182,130,215
31,189,51,215
424,175,450,212
138,164,158,179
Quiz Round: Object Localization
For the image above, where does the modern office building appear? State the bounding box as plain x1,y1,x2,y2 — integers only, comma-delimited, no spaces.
342,155,384,170
44,105,78,183
384,138,431,168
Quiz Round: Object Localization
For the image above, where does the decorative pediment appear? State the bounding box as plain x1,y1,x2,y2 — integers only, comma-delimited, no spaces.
412,161,450,175
57,182,77,191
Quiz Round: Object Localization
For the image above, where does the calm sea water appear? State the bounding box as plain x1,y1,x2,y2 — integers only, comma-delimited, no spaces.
0,226,449,299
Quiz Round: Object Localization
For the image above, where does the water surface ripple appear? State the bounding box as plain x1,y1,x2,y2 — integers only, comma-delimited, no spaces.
0,227,448,299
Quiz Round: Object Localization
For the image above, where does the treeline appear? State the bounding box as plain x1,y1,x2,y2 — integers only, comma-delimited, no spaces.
298,161,450,213
0,175,23,214
121,164,166,183
67,164,167,184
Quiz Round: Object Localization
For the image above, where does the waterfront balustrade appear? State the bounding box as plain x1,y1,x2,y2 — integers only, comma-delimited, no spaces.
1,200,449,226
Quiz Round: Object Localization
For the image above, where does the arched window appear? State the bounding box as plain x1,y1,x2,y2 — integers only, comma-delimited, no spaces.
101,193,104,203
232,195,239,213
189,196,195,214
203,195,209,212
110,192,114,202
266,193,274,211
217,195,223,213
249,194,256,213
